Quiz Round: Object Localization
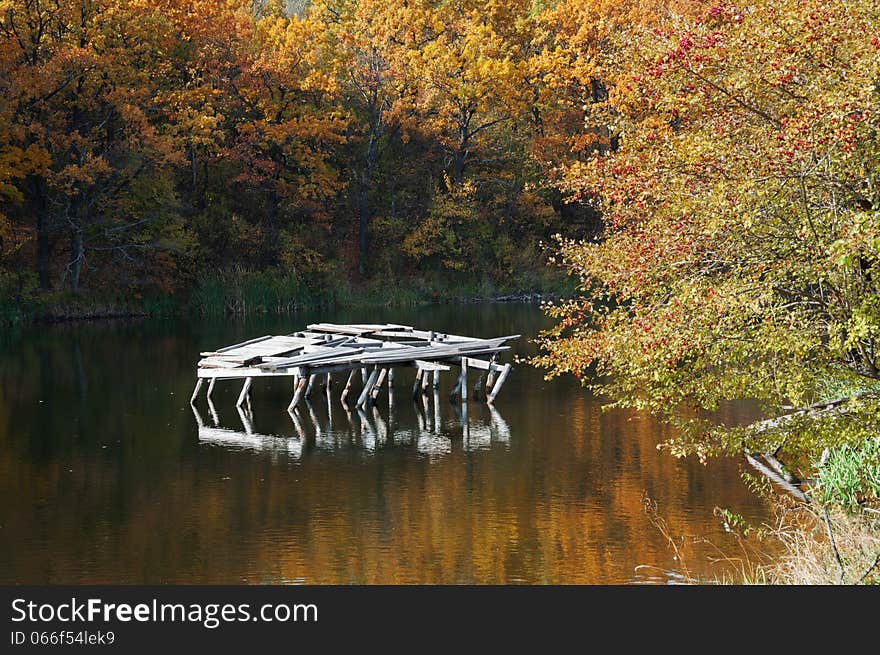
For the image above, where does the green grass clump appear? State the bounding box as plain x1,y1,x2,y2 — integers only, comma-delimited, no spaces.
814,439,880,511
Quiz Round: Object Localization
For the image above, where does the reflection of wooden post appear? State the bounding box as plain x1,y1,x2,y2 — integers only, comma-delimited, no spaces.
462,399,469,441
473,371,485,400
486,364,511,404
236,377,252,408
433,387,441,433
190,379,203,403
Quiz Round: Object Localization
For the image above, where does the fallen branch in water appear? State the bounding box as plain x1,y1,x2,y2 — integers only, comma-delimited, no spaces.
745,453,808,502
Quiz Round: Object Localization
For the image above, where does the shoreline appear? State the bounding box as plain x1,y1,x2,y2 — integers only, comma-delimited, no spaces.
16,290,563,327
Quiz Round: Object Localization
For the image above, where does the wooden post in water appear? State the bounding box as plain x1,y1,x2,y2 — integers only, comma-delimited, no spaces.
190,379,203,403
486,363,511,405
236,377,252,409
371,368,388,401
485,355,498,391
357,367,379,409
412,369,424,398
304,374,316,398
206,377,216,401
341,370,356,405
288,376,307,411
433,369,440,389
460,358,468,402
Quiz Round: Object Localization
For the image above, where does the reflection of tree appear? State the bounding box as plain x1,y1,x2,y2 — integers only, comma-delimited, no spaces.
0,313,772,584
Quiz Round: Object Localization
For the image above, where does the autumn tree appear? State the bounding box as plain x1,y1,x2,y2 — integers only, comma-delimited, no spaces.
1,0,183,294
535,0,880,459
310,0,414,275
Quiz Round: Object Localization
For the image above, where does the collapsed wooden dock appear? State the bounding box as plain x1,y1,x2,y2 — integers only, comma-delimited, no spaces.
190,323,517,412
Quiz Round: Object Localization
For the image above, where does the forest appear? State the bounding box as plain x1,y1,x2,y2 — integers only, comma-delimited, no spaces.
0,0,611,320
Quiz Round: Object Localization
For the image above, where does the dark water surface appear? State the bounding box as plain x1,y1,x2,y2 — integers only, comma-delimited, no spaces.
0,303,772,583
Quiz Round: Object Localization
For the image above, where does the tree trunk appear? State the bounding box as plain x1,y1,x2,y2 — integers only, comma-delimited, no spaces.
358,128,380,278
32,176,51,290
70,226,84,295
69,193,85,295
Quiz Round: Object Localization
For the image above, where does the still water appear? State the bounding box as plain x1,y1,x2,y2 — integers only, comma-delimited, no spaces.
0,303,772,584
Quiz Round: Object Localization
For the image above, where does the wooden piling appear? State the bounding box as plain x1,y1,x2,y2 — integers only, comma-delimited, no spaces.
460,358,468,401
486,363,511,404
357,367,379,408
341,370,356,405
236,377,252,408
371,368,388,401
190,378,204,403
288,376,307,411
412,369,424,398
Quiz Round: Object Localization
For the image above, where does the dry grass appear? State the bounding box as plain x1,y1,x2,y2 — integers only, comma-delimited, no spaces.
643,495,880,585
763,505,880,585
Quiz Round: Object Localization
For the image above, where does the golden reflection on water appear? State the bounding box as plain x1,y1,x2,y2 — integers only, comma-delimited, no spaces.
0,306,772,584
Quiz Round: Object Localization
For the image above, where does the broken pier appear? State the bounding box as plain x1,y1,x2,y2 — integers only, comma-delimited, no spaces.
191,323,517,412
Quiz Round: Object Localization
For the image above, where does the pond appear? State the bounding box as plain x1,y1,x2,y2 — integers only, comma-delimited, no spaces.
0,302,773,583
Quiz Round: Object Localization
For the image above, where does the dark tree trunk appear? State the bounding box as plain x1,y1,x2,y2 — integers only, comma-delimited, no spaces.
70,226,84,294
68,194,85,295
32,176,51,290
358,127,380,278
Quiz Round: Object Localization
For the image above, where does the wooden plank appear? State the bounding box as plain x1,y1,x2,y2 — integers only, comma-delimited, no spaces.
208,334,274,355
413,360,452,372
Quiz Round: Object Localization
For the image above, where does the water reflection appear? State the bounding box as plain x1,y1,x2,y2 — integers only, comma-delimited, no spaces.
192,391,512,460
0,303,773,584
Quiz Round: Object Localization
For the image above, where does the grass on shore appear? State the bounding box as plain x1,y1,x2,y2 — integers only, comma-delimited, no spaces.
644,437,880,585
1,265,575,325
